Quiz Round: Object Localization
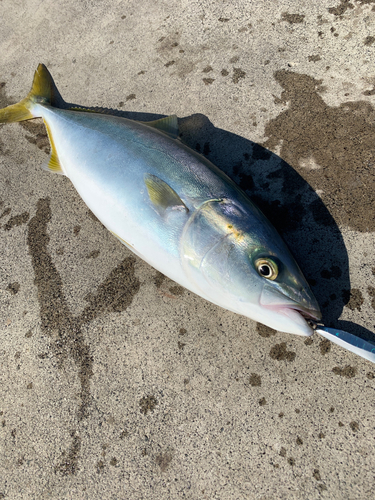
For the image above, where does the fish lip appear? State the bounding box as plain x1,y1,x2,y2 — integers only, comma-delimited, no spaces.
286,305,321,322
262,303,322,322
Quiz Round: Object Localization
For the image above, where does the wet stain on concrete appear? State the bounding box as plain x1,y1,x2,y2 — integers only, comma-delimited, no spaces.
6,282,20,295
86,250,100,259
139,395,158,415
0,81,12,109
27,198,140,474
308,55,321,62
257,323,277,337
126,93,136,101
364,35,375,45
55,433,81,476
82,258,140,317
203,78,215,85
73,225,81,236
154,271,166,288
155,450,173,472
296,436,303,445
320,339,331,355
157,33,181,54
259,397,267,406
0,208,11,219
232,68,246,84
96,460,105,473
328,0,354,17
269,342,296,362
202,66,213,73
21,121,50,154
169,285,184,296
349,421,359,432
263,70,375,232
249,373,261,386
368,286,375,310
313,469,322,481
332,365,357,377
342,288,364,311
3,212,29,231
281,13,305,23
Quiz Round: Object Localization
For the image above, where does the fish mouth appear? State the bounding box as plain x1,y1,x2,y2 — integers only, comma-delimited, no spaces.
259,282,321,335
279,304,321,322
262,303,321,320
263,303,321,335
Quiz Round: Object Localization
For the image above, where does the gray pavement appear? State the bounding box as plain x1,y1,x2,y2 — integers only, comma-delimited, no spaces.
1,1,375,498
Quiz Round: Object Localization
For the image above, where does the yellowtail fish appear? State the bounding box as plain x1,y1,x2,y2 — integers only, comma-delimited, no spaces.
2,64,372,362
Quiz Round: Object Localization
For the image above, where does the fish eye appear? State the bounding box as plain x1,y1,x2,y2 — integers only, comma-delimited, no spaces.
254,258,278,280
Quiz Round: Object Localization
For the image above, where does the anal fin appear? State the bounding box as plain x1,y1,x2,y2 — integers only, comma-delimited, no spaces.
41,119,65,175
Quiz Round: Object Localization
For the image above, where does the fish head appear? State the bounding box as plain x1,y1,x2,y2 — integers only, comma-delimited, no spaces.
181,198,321,335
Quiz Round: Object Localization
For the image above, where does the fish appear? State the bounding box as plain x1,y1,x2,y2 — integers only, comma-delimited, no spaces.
0,63,333,340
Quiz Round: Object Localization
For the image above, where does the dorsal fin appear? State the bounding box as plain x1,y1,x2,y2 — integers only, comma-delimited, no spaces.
68,109,179,138
144,174,188,215
142,115,179,139
41,119,64,175
68,106,110,114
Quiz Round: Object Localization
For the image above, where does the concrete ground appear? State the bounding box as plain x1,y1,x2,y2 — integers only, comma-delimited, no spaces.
1,1,375,498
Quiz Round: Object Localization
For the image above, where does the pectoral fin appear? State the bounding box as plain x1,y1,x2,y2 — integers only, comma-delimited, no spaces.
144,174,188,215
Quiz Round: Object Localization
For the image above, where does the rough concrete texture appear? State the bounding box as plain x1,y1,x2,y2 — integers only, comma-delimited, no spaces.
1,1,375,499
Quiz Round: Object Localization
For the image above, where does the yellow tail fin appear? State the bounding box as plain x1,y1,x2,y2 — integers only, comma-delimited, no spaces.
0,64,53,123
